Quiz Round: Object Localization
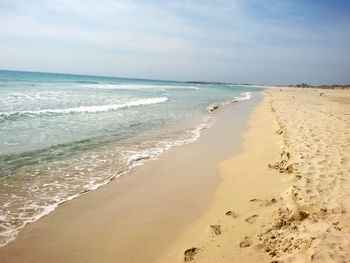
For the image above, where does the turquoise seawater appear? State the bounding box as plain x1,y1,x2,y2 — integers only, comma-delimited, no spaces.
0,70,260,246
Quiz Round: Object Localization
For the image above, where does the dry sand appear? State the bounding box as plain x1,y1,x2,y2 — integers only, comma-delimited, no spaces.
156,88,350,263
260,88,350,262
1,88,349,263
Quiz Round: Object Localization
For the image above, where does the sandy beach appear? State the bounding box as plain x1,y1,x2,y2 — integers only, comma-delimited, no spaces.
0,88,349,263
156,88,350,262
1,0,349,262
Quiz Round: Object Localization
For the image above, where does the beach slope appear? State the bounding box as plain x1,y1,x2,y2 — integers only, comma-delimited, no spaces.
157,88,350,262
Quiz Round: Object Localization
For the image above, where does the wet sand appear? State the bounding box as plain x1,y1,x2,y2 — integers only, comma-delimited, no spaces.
0,93,261,262
156,88,350,262
155,90,291,262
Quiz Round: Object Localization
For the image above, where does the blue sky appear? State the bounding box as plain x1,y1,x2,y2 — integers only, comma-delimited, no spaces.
0,0,349,84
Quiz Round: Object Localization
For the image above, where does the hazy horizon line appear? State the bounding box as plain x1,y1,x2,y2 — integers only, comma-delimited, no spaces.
3,68,348,87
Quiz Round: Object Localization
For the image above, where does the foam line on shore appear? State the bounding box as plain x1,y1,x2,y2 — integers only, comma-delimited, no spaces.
0,97,169,118
0,92,255,248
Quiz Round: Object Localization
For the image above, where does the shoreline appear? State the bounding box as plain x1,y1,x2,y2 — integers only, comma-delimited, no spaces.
156,88,350,262
155,90,291,262
0,90,254,248
1,87,347,262
0,92,261,262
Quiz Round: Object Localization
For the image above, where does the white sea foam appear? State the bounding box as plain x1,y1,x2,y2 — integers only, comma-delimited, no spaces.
123,117,215,169
0,113,217,248
0,91,255,248
235,92,252,101
86,83,166,91
0,97,168,117
206,92,252,113
83,83,200,91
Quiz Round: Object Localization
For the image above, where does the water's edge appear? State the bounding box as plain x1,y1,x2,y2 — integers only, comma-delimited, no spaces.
0,91,257,248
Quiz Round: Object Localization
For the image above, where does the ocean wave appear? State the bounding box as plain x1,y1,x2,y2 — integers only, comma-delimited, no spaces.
207,92,252,113
75,81,100,84
0,97,168,118
85,83,166,91
124,120,213,169
0,116,213,248
0,90,255,248
83,83,200,91
235,92,252,101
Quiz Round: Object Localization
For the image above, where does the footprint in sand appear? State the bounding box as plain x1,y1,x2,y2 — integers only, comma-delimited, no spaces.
210,224,222,235
249,198,277,207
239,236,252,248
184,247,200,262
245,214,259,224
225,210,239,218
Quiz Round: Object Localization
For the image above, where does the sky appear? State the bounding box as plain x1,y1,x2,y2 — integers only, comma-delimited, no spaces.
0,0,349,85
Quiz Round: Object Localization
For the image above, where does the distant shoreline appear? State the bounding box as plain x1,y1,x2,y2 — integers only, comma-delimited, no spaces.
1,69,349,88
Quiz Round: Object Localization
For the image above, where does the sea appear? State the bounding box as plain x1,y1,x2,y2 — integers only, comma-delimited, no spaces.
0,70,260,246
